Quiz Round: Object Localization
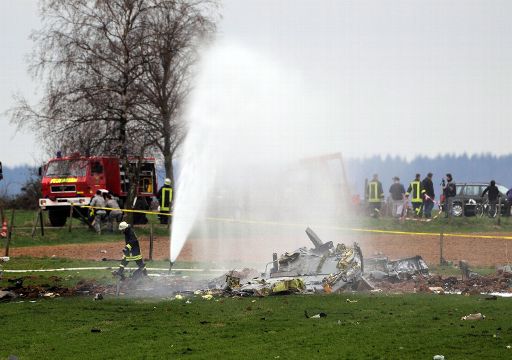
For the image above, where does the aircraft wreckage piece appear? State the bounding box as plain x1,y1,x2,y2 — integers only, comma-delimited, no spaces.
266,227,429,292
269,227,368,292
209,228,430,295
365,255,429,281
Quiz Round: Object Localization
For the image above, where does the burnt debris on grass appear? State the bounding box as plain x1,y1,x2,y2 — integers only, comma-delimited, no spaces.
1,227,512,300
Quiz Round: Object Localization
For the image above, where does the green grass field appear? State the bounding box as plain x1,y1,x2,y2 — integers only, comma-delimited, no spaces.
1,209,170,247
2,293,512,359
2,209,512,359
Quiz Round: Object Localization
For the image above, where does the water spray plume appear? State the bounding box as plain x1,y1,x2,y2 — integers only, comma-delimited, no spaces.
170,44,349,266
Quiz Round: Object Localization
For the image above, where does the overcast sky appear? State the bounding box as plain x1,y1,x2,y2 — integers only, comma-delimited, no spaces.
1,0,512,166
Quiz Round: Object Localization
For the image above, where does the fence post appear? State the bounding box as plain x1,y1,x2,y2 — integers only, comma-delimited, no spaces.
497,197,502,225
4,209,15,256
31,209,40,238
39,210,45,237
439,231,445,266
68,204,74,232
149,223,154,261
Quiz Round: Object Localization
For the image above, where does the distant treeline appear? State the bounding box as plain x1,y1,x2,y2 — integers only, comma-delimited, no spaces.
345,154,512,197
0,165,34,196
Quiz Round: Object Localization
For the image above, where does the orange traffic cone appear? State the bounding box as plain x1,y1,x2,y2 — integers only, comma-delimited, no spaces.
0,220,7,238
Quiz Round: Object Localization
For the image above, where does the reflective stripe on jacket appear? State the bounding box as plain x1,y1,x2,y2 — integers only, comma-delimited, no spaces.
123,227,142,261
367,181,383,202
159,186,173,212
407,180,422,203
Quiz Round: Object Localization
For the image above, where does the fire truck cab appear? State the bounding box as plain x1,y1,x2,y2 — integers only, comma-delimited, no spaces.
39,154,157,226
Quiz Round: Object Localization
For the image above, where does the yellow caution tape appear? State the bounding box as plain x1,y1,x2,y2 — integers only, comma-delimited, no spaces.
79,207,512,240
77,205,172,217
204,216,512,240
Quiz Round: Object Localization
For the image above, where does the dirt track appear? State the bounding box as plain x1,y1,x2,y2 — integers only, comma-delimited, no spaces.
9,232,512,267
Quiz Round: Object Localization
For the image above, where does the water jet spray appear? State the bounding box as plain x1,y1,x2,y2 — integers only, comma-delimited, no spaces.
170,44,350,267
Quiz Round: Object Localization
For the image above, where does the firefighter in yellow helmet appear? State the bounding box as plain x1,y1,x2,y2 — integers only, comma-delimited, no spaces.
157,178,173,224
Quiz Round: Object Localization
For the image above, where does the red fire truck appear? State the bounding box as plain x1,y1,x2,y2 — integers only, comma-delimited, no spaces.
39,154,157,226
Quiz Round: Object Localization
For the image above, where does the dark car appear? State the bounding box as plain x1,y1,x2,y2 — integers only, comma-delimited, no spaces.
440,182,510,217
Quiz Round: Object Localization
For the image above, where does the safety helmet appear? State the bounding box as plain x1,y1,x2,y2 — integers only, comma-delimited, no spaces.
118,221,129,231
164,178,171,186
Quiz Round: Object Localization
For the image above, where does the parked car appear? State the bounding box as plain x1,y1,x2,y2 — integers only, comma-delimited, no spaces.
440,182,510,217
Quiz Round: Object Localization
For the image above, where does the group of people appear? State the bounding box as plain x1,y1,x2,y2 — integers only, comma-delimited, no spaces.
89,189,124,234
366,173,456,218
88,177,174,234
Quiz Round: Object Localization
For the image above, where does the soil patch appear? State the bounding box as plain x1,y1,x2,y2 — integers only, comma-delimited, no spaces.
8,232,512,267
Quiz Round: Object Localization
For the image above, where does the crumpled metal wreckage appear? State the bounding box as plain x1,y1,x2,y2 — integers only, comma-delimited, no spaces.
268,228,368,293
365,255,429,281
211,227,429,296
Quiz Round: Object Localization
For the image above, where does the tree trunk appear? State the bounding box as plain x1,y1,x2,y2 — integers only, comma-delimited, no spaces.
164,151,175,226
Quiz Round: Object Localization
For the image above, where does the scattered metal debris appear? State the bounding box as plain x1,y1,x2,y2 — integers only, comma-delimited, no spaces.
0,290,17,301
304,310,327,319
208,268,259,290
461,313,485,320
43,292,59,298
497,265,512,273
365,255,429,281
459,260,480,280
428,287,444,294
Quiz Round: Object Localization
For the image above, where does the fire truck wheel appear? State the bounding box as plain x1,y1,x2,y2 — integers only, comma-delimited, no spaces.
48,209,68,227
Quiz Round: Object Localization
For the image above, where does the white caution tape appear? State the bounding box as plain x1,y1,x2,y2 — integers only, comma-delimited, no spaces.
3,267,228,273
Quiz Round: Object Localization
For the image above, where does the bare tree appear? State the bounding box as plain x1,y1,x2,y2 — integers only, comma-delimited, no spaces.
10,0,218,211
140,0,217,187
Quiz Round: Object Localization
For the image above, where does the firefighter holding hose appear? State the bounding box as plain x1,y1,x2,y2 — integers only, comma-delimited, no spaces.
112,221,147,280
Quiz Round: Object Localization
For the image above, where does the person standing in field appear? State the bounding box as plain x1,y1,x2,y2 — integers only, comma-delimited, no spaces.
406,173,423,217
421,173,435,218
105,193,123,232
443,173,456,218
389,176,405,217
89,189,107,234
157,178,173,224
481,180,500,217
112,221,147,280
366,174,384,217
